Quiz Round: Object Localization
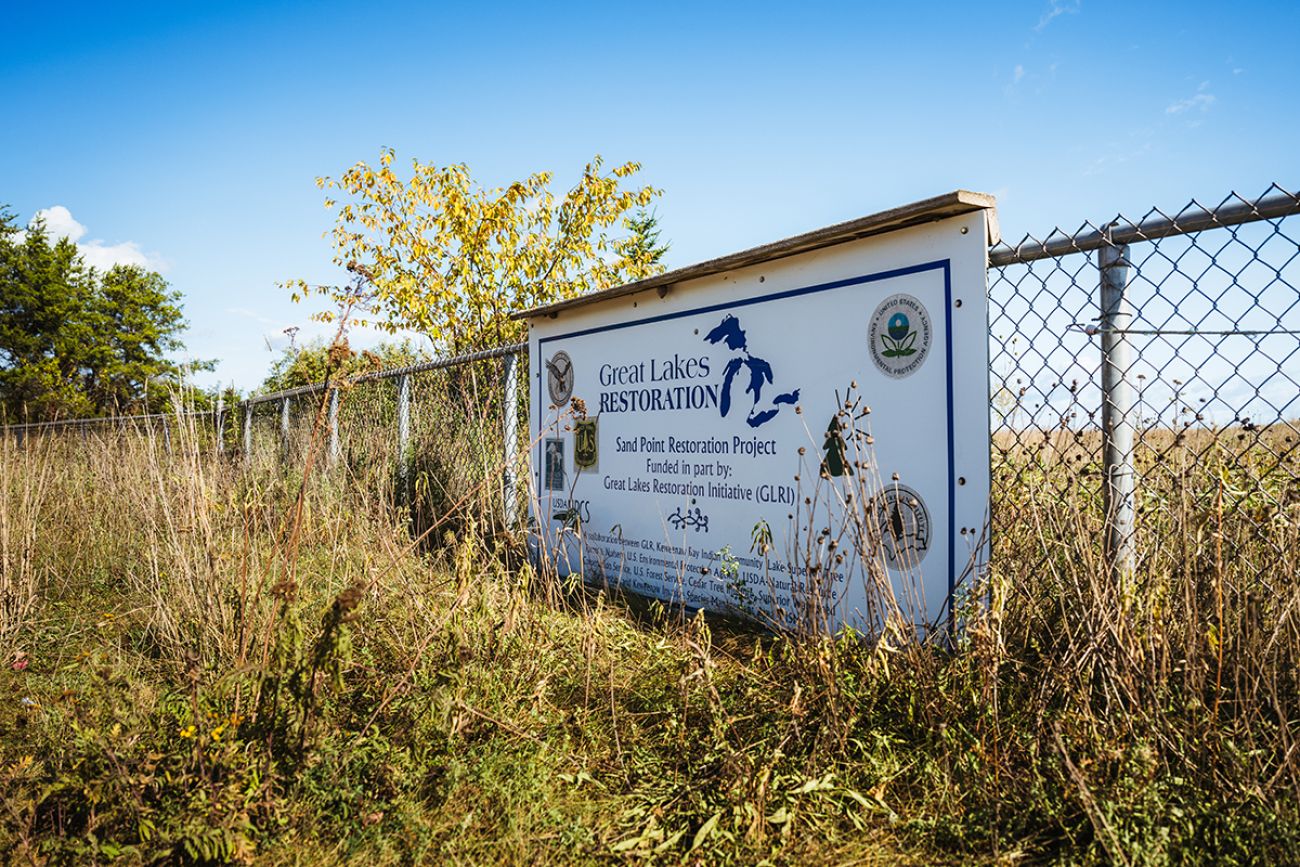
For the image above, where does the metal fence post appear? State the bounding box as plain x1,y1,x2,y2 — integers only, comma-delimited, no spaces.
279,397,290,462
396,374,411,506
215,396,225,456
162,418,172,455
1099,237,1136,579
502,352,519,528
242,402,252,465
328,387,340,468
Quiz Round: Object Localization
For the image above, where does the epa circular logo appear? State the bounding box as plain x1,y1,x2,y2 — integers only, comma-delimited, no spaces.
868,294,932,379
546,351,574,406
871,483,932,568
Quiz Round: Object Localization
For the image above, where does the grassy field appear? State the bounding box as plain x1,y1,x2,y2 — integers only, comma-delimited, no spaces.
1,399,1298,865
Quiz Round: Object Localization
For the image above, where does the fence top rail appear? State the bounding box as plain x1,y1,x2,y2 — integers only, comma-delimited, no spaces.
989,184,1300,267
1,410,209,433
242,341,527,407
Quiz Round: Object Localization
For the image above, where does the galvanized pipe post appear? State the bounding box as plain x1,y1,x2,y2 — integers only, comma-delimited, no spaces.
327,388,340,468
279,397,291,462
502,352,520,528
242,402,252,465
1099,237,1136,580
215,396,225,456
396,374,411,507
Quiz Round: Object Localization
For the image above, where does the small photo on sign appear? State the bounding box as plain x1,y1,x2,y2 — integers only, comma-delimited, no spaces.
573,417,598,471
544,437,565,490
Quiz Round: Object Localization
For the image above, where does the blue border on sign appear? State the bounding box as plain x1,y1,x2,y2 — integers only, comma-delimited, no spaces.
533,259,958,627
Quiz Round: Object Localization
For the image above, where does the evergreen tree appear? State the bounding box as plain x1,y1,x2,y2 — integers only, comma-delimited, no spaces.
0,207,207,420
618,207,670,276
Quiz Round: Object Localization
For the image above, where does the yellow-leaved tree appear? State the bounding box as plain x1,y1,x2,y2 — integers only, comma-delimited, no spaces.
288,149,664,354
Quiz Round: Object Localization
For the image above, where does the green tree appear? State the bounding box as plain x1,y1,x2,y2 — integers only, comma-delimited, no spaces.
0,214,94,417
288,151,663,354
257,337,428,394
621,207,670,274
0,208,206,420
83,265,193,411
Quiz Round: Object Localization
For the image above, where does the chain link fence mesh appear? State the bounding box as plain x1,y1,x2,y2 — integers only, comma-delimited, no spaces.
988,184,1300,586
240,346,528,542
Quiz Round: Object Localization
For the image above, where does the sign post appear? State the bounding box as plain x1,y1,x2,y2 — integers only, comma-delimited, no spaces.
519,192,996,635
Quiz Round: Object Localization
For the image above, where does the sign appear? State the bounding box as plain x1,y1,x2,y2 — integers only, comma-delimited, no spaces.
522,192,995,634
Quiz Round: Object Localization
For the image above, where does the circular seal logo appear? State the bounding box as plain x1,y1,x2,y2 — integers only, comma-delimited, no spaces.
868,294,932,378
545,350,574,406
871,483,932,568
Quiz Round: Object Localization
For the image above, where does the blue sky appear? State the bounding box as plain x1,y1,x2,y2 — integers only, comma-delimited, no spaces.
2,0,1296,390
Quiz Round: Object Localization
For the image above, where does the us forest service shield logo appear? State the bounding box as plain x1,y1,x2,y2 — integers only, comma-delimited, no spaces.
573,417,598,470
546,350,574,406
871,483,932,568
868,294,932,379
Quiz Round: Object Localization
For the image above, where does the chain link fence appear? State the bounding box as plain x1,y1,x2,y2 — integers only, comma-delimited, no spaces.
988,184,1299,585
5,185,1298,584
240,343,527,538
1,409,220,454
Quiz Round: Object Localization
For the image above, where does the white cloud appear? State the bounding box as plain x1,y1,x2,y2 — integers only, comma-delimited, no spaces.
1083,140,1154,177
226,306,277,326
32,205,87,243
1166,82,1216,115
78,239,161,271
20,205,168,272
1034,0,1081,33
1013,64,1025,83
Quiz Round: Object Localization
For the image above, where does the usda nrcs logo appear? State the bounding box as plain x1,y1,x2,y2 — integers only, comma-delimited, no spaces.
868,294,932,379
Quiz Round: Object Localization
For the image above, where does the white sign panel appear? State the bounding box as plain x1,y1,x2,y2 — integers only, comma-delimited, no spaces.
527,208,991,634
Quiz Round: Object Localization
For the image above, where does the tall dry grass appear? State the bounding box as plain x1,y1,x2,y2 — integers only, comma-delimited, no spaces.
1,375,1297,863
0,432,56,644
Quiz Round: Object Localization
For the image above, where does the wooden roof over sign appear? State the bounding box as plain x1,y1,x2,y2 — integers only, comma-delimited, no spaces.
515,190,998,320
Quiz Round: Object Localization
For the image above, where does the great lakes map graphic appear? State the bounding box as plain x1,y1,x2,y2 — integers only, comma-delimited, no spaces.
704,314,801,428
